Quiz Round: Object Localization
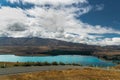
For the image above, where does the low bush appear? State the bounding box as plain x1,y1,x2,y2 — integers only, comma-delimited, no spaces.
59,62,65,65
52,62,58,65
0,65,6,68
21,62,33,67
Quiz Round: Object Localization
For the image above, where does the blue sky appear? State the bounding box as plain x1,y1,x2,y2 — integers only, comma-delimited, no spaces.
80,0,120,30
0,0,120,45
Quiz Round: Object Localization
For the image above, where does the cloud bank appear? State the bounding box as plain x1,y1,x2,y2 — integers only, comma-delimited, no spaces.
0,0,120,45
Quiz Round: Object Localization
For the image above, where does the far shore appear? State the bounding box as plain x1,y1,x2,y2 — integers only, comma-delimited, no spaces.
0,46,120,61
0,50,120,61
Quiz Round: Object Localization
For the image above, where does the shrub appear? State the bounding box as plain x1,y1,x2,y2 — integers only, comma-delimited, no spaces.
59,62,65,65
44,62,51,66
52,62,58,65
14,64,19,67
33,62,43,66
72,63,81,66
0,65,6,68
21,62,33,67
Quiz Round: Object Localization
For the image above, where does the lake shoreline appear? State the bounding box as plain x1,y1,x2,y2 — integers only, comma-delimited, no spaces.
0,55,116,67
0,46,120,61
0,51,120,61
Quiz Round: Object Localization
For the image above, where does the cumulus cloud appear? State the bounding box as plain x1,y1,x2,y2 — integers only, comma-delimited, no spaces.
7,0,88,6
7,0,20,3
7,22,28,31
0,7,28,30
0,0,120,45
100,37,120,45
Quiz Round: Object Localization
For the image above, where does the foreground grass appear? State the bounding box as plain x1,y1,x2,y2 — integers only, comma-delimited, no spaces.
112,65,120,69
0,62,120,80
0,68,120,80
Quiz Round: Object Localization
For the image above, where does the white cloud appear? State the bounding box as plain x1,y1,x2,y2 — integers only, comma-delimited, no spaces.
0,0,120,45
0,7,28,30
100,37,120,45
7,0,88,6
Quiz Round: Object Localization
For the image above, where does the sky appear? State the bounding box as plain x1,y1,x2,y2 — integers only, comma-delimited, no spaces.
0,0,120,45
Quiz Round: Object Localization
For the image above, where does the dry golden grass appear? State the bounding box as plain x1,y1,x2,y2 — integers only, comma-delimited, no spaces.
113,65,120,70
0,68,120,80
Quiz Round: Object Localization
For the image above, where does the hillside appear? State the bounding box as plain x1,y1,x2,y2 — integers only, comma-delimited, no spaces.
0,37,120,60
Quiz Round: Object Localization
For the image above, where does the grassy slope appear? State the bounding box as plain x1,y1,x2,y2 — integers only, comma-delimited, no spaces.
0,68,120,80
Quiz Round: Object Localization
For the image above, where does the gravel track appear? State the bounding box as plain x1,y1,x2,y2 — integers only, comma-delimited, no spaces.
0,66,83,75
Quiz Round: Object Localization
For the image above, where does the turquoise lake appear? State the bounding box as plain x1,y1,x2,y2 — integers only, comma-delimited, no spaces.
0,55,116,67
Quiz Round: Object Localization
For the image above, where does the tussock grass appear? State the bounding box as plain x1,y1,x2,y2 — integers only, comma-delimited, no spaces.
112,65,120,70
0,62,120,80
0,68,120,80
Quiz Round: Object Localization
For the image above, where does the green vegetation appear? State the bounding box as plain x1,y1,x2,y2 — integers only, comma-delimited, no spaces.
0,63,7,68
52,62,58,65
59,62,65,65
0,62,82,68
0,65,6,68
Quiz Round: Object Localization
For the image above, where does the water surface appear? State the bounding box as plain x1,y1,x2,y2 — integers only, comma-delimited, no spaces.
0,54,116,67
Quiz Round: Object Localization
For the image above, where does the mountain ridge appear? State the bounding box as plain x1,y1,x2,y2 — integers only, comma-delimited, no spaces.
0,37,91,46
0,37,120,60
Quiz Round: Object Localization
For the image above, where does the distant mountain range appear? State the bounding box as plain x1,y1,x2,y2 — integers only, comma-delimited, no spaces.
0,37,88,46
0,37,120,60
0,37,119,50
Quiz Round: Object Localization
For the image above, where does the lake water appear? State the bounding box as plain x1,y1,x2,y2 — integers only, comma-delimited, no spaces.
0,54,116,67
